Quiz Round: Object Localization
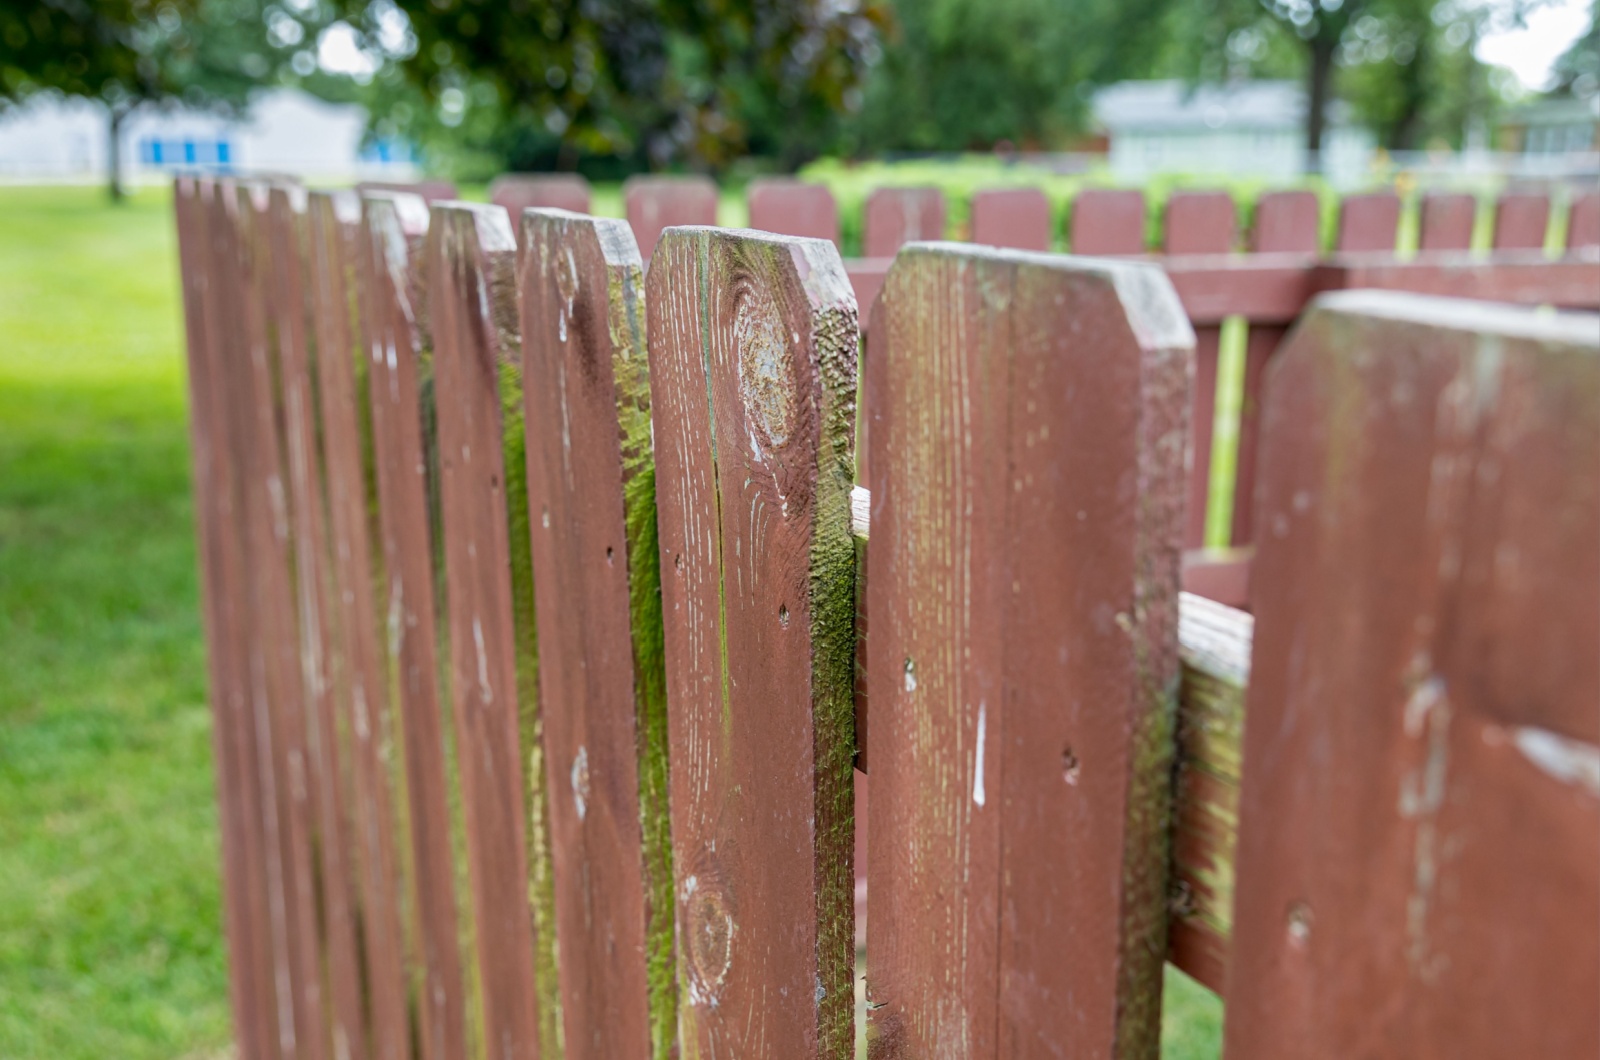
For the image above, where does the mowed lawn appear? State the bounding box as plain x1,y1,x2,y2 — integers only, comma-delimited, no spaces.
0,183,1221,1058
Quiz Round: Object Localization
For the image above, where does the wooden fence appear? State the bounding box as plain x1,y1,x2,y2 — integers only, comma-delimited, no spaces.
175,175,1598,1060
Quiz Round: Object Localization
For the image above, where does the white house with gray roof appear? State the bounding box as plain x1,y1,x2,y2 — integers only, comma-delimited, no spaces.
1092,80,1377,185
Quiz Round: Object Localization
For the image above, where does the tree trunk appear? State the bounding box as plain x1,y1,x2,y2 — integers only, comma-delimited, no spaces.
108,105,127,203
1305,34,1338,174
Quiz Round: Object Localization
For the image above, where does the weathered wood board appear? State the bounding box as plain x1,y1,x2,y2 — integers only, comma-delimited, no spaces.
1225,292,1600,1059
1167,592,1250,995
647,226,859,1058
970,188,1052,251
177,177,282,1060
307,189,415,1060
229,183,331,1060
1335,192,1400,253
863,187,946,257
1070,189,1147,255
625,176,719,262
1418,193,1476,252
358,191,471,1060
1491,191,1550,251
1164,190,1237,255
747,179,841,246
1252,191,1320,254
265,185,369,1060
864,244,1191,1058
519,208,677,1060
427,202,557,1059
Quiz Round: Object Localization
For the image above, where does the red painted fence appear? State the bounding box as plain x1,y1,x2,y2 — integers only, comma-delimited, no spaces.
176,175,1598,1060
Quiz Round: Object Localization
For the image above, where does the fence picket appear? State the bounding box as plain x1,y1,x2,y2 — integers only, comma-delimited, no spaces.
1252,190,1320,253
177,178,283,1060
863,187,946,257
265,185,369,1060
969,187,1052,250
1492,190,1551,251
224,182,331,1060
1226,292,1600,1058
427,201,557,1059
1070,189,1147,255
307,189,416,1060
1334,191,1400,253
747,179,841,246
518,208,677,1060
358,191,472,1060
625,176,720,263
1418,192,1477,251
647,227,859,1058
864,244,1190,1057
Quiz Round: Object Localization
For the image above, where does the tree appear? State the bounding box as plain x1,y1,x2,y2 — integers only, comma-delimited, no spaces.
840,0,1179,153
1172,0,1545,169
1339,0,1505,149
336,0,889,174
0,0,331,200
1548,0,1597,96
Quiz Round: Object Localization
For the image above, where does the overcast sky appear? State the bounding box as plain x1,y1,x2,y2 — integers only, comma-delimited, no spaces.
1476,0,1593,89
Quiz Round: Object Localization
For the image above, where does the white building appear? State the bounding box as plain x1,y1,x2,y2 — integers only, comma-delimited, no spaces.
1092,80,1377,187
0,88,418,184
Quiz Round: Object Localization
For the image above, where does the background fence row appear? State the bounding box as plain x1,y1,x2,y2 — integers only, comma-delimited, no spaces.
458,175,1600,261
176,175,1599,1060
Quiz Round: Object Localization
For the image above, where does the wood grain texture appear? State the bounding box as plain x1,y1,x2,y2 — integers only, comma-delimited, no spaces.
864,244,1191,1059
1334,192,1400,253
969,188,1052,251
625,176,719,262
1252,191,1320,254
1417,193,1476,252
1225,292,1600,1059
518,208,677,1060
1070,189,1147,255
848,494,1251,999
1167,593,1250,995
307,189,415,1060
176,177,281,1060
265,185,369,1060
862,187,946,257
359,191,471,1060
647,226,859,1059
230,183,331,1060
747,179,841,246
428,202,554,1060
1491,191,1550,251
1164,191,1237,255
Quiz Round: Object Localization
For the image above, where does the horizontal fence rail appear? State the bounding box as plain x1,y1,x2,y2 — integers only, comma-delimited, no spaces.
174,175,1599,1060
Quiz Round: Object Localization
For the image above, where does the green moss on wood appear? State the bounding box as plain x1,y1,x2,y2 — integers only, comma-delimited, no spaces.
610,251,679,1060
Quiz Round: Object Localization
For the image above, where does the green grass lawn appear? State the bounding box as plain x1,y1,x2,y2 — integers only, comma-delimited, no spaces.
0,185,228,1058
0,182,1221,1058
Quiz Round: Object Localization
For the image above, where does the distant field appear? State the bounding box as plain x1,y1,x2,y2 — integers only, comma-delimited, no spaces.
0,183,1222,1058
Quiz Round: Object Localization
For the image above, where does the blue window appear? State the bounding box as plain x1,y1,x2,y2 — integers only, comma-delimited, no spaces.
183,140,197,164
216,141,231,165
151,140,165,164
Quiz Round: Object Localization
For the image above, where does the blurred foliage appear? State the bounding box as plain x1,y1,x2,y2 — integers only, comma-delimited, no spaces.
330,0,889,178
1339,0,1513,149
836,0,1175,152
1155,0,1537,157
1549,0,1597,97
